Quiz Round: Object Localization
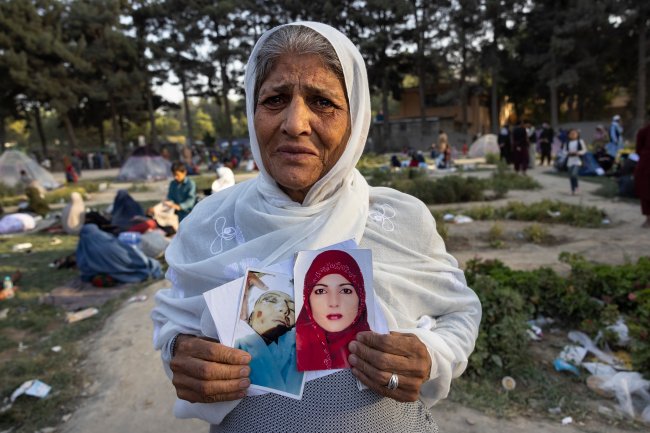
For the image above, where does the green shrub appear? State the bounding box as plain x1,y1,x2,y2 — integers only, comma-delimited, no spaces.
485,153,500,165
522,223,549,244
488,161,541,197
467,275,531,376
487,223,506,248
466,256,650,378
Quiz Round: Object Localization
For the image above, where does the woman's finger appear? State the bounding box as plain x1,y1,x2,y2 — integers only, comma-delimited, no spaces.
175,384,247,403
177,335,251,365
357,331,428,360
172,374,250,400
170,356,250,381
350,367,418,403
354,332,431,378
348,340,412,375
348,353,419,392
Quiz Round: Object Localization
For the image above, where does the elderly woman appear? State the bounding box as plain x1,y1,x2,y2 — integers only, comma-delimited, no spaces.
152,22,480,432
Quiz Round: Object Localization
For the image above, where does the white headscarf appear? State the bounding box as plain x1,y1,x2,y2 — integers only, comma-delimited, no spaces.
211,166,235,193
164,22,371,291
62,192,85,235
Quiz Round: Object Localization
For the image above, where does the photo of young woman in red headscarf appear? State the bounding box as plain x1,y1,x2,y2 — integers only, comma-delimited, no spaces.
295,249,371,371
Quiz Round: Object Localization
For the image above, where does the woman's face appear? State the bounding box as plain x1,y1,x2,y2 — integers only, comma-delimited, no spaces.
568,130,578,140
309,273,359,332
254,53,351,203
249,291,295,336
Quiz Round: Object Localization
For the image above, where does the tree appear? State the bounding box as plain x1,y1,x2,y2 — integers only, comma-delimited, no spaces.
355,0,411,152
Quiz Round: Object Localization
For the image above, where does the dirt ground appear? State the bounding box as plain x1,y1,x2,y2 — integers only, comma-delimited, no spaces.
55,165,648,433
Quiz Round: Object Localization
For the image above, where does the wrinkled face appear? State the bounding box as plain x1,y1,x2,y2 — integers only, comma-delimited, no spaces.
173,171,187,183
568,130,578,140
254,54,351,203
249,291,296,336
309,273,359,333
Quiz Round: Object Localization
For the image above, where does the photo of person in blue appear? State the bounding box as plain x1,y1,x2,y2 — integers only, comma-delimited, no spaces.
233,271,304,398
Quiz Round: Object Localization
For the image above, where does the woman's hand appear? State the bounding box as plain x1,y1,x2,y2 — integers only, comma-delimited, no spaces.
163,200,180,211
170,335,251,403
348,331,432,402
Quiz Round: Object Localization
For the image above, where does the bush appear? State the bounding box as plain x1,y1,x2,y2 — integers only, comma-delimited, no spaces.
466,256,650,378
488,161,540,198
485,153,500,165
487,223,506,248
467,275,531,376
522,223,550,244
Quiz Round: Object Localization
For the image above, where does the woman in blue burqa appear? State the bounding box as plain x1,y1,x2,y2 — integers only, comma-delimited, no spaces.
110,189,145,232
76,224,162,283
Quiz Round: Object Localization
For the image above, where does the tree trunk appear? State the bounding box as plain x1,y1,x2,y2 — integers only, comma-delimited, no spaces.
61,112,78,152
381,72,390,153
220,60,233,148
413,3,428,143
635,10,647,134
109,94,123,157
33,105,48,157
98,121,105,148
550,83,559,131
146,83,158,149
549,44,560,131
491,68,498,134
180,71,194,148
0,115,6,152
460,30,469,145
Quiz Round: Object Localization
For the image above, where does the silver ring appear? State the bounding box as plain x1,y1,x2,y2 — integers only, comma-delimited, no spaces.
386,373,399,390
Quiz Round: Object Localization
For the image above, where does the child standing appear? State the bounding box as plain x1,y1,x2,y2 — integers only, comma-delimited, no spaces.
564,129,587,195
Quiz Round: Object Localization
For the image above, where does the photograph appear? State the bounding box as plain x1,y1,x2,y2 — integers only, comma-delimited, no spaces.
293,248,376,371
232,269,305,398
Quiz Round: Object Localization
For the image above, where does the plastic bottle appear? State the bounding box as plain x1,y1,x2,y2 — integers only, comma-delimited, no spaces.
1,276,15,300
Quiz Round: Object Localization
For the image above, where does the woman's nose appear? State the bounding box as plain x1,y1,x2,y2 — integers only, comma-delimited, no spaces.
282,97,311,137
328,292,339,307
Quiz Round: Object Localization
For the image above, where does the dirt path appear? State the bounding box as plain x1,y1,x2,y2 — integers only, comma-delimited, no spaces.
60,166,646,433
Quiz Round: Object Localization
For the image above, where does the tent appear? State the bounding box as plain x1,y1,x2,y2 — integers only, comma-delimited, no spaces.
468,134,500,158
117,147,171,181
0,150,60,190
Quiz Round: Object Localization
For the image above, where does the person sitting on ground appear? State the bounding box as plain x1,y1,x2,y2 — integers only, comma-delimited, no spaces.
110,190,145,232
76,224,163,284
211,166,236,194
165,162,197,222
24,182,50,217
62,192,86,235
390,155,401,170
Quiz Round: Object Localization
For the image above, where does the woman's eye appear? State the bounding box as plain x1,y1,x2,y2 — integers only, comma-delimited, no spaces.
340,287,354,294
313,97,334,109
261,95,285,107
313,288,326,295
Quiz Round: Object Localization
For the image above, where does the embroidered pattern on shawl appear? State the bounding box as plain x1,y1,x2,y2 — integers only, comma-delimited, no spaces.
369,203,396,231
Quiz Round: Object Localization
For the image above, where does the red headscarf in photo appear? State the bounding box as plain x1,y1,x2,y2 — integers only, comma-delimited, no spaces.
296,249,371,371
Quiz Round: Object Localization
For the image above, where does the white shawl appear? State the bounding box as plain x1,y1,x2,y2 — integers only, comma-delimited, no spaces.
152,21,480,425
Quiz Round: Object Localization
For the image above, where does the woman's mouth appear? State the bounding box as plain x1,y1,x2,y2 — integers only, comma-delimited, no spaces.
327,314,343,320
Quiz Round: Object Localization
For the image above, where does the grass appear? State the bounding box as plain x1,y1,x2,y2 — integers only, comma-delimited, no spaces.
433,199,609,228
0,231,156,432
